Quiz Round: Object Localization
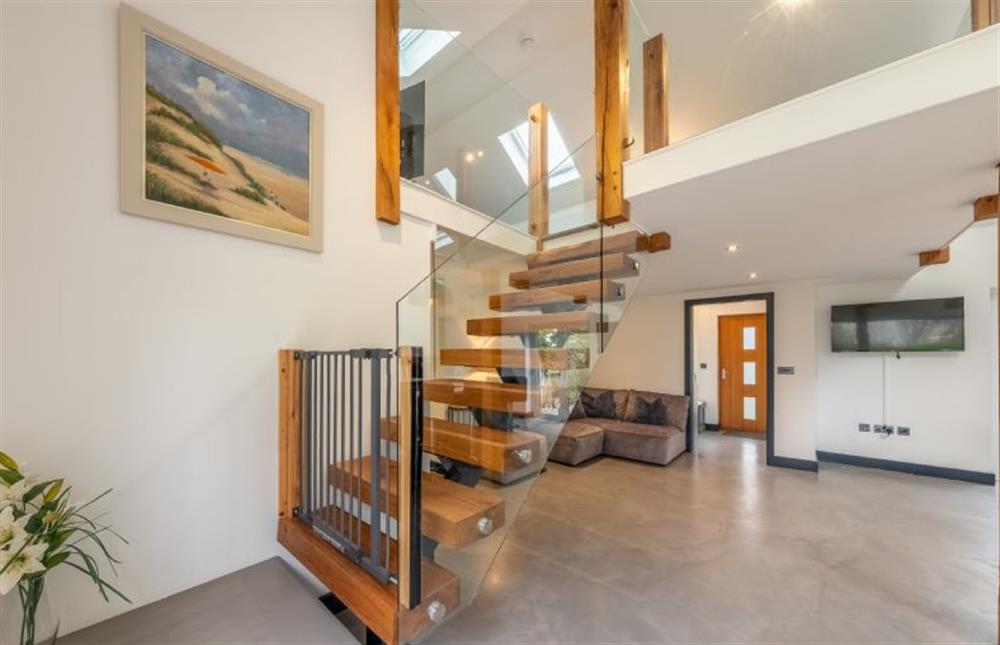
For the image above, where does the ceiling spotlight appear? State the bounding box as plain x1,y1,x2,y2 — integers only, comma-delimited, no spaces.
464,152,476,163
477,150,484,158
778,0,810,5
749,272,758,280
726,244,740,253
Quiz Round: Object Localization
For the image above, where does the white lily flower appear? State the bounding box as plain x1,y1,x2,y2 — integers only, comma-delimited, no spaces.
0,540,47,594
0,480,29,511
0,507,28,548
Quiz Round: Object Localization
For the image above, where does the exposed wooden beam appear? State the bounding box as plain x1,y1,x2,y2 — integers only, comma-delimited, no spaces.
643,34,669,153
595,0,630,225
278,350,301,521
974,194,998,221
918,247,950,267
397,345,416,608
528,102,549,247
376,0,400,225
972,0,1000,30
648,231,671,252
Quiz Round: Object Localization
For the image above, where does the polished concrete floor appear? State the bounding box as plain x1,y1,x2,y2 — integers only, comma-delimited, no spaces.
426,433,998,644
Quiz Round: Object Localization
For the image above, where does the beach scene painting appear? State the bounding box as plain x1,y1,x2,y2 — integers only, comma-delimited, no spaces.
121,6,323,251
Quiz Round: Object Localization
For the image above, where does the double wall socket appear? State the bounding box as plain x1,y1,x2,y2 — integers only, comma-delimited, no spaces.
863,424,908,436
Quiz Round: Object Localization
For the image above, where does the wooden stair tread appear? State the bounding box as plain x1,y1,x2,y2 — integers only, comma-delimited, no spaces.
424,378,539,414
330,455,505,550
489,279,625,311
467,311,606,336
440,347,590,370
527,231,647,267
278,518,459,645
384,416,544,474
509,252,639,289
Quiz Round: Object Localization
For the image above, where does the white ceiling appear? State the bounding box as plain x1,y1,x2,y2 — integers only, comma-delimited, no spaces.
627,85,1000,295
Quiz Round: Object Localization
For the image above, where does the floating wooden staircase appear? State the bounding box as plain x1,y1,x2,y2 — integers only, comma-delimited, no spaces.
489,279,625,311
439,347,590,370
466,311,607,336
330,456,505,550
508,252,640,289
424,378,539,414
383,417,545,477
277,229,668,644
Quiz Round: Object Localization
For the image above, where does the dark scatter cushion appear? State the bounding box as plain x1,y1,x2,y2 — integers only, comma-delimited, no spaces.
568,397,585,419
624,396,667,426
580,389,615,419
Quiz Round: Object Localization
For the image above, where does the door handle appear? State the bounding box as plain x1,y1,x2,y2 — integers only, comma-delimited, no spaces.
721,368,727,380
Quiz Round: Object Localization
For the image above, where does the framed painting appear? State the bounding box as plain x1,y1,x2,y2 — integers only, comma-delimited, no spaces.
120,5,323,251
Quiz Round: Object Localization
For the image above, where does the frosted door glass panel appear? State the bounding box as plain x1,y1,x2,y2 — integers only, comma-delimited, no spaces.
743,361,756,385
742,326,756,350
743,397,757,421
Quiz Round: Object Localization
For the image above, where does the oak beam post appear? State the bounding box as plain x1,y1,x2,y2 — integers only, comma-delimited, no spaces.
974,194,999,221
528,103,550,248
376,0,400,225
397,346,422,610
278,350,302,520
918,247,950,267
972,0,1000,30
595,0,630,225
642,34,669,153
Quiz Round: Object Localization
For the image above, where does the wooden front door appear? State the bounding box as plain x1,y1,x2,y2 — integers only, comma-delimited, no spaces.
718,313,767,433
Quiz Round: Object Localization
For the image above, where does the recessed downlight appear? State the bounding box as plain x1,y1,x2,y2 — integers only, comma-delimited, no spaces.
726,244,740,253
749,272,758,280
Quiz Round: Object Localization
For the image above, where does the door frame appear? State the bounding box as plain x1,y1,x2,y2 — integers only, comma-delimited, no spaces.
684,292,775,466
717,312,768,433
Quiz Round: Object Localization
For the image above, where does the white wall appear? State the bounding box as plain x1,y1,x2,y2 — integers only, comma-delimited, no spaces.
588,280,818,462
692,300,767,425
1,0,434,634
815,223,997,474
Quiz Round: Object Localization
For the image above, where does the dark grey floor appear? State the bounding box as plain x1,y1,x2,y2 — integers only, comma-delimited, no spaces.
425,433,997,644
61,558,358,644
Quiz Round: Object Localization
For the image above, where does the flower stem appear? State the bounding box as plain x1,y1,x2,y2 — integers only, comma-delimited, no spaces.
18,577,44,645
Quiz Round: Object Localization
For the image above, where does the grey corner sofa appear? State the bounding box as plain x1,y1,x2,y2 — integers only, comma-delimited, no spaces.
549,387,690,467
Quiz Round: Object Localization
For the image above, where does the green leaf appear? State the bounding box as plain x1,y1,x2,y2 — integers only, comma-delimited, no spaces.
0,451,18,471
23,479,58,504
44,552,69,569
0,469,22,485
44,479,63,504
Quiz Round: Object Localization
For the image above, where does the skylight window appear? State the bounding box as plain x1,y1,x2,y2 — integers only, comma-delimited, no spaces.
497,116,580,189
434,231,455,251
399,29,460,77
433,168,457,199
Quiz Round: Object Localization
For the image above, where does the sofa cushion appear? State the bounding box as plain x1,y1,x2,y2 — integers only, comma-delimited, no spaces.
624,390,690,428
568,397,585,420
623,395,667,426
548,421,605,466
579,389,615,419
581,387,629,419
592,420,686,466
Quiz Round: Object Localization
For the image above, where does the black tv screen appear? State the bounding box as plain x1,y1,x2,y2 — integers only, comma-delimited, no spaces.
831,297,964,352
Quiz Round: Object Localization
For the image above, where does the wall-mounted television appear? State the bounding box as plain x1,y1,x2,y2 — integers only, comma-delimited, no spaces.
831,297,965,352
